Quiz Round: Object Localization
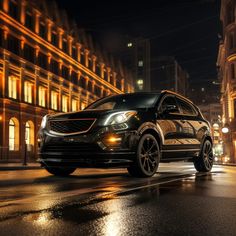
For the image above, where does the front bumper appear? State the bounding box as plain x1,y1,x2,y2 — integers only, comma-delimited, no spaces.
38,127,138,167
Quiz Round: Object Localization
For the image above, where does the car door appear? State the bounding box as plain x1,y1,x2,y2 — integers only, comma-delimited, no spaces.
175,97,201,155
157,95,191,159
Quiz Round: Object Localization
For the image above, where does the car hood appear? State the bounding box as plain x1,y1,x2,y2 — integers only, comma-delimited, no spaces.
48,109,123,120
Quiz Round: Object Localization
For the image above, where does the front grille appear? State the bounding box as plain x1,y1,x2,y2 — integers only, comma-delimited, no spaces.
48,118,96,134
43,142,101,153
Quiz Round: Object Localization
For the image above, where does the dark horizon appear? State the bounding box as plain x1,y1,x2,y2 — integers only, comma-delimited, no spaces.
55,0,221,88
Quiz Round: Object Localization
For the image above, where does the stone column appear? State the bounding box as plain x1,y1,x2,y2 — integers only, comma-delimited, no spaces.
121,78,125,92
19,59,26,102
34,66,40,106
113,72,117,87
92,55,97,72
47,75,52,110
84,49,90,67
68,36,73,56
107,67,111,83
20,0,26,25
76,43,82,62
46,19,53,42
58,28,64,50
2,51,10,98
69,83,73,112
100,63,105,79
34,9,41,34
3,0,9,13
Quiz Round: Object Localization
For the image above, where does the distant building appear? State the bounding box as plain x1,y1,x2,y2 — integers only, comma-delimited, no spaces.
114,37,150,92
189,81,220,105
151,56,189,97
217,0,236,162
0,0,134,162
198,103,222,125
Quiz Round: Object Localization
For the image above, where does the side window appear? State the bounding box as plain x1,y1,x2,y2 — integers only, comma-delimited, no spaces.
177,98,197,116
160,96,180,113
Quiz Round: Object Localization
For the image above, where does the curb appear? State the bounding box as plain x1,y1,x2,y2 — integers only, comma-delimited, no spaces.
0,165,42,171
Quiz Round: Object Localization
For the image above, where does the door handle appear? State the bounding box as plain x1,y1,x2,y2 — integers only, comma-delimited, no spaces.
198,121,202,124
181,120,186,123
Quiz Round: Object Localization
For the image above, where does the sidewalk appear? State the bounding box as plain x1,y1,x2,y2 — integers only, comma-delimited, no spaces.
0,162,42,171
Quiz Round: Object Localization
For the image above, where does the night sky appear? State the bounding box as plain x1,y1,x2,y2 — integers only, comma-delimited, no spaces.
55,0,221,88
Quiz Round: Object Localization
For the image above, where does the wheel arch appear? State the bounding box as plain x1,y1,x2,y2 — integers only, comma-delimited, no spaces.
201,134,213,150
139,128,162,150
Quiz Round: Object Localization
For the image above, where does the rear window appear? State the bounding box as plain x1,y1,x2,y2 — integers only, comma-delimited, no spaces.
176,98,197,116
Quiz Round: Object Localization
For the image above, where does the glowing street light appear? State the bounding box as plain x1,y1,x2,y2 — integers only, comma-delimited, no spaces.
222,127,229,134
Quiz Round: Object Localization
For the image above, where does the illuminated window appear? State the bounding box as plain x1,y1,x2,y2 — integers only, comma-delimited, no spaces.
51,91,58,110
9,119,15,151
127,42,133,47
38,86,46,107
25,121,34,151
24,81,32,103
8,76,17,99
72,99,78,112
137,79,143,85
138,60,143,67
9,118,19,151
62,95,68,112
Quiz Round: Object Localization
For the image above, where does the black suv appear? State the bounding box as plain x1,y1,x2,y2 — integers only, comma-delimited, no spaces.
38,90,213,177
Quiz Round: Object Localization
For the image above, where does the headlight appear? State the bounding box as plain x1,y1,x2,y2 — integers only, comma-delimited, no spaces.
40,115,49,129
104,111,137,125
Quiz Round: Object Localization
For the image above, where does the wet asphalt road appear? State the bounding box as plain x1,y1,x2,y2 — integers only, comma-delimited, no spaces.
0,163,236,236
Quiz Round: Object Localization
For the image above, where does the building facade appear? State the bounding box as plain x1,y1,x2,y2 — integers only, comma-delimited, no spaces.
198,103,223,159
0,0,134,162
151,56,189,97
217,0,236,163
129,38,150,92
189,81,220,106
112,37,151,92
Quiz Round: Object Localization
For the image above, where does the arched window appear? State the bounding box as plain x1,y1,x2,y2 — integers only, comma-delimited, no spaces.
9,118,19,151
25,121,34,151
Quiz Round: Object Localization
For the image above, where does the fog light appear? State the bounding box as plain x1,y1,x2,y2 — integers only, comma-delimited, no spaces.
103,134,122,147
108,136,122,143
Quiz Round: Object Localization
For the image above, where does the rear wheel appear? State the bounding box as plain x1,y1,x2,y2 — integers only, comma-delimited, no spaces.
194,140,213,172
45,167,76,176
128,134,160,177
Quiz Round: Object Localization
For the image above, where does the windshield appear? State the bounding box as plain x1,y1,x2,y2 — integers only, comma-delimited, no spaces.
86,93,159,110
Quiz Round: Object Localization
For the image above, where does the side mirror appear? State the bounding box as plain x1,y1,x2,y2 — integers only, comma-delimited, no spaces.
162,105,179,114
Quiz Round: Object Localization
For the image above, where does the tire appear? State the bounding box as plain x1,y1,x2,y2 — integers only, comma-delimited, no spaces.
194,140,214,172
45,166,76,176
127,134,160,177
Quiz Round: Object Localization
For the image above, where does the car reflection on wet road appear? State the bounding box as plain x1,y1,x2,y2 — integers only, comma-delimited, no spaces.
0,163,236,236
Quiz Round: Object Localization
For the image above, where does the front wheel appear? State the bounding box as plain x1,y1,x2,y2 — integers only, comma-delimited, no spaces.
45,167,77,176
194,140,214,172
128,134,160,177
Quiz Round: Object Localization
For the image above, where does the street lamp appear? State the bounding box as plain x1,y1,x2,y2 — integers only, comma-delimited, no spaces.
222,127,229,134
